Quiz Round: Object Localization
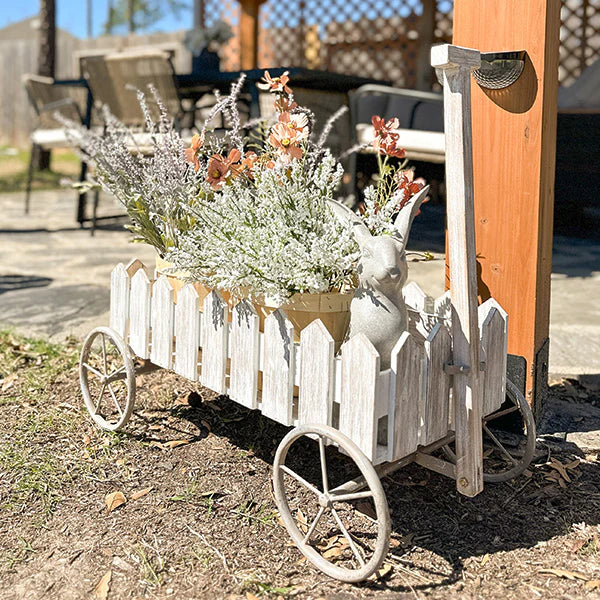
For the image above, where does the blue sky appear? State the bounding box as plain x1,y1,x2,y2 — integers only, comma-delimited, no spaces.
0,1,194,39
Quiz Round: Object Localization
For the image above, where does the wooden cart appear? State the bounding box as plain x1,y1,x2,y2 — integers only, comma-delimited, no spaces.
79,45,536,582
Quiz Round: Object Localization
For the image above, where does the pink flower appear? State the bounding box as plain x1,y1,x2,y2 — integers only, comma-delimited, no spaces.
257,70,292,95
395,169,427,210
269,122,303,163
206,148,242,190
274,96,298,113
278,111,309,141
184,133,204,172
371,115,406,158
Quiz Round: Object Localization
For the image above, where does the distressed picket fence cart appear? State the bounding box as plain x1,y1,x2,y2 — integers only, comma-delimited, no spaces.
79,46,536,582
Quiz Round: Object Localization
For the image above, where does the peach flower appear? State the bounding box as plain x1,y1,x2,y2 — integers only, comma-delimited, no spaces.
184,133,204,172
206,148,242,190
257,70,292,95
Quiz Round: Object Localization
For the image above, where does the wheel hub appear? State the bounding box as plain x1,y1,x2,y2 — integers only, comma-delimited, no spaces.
318,493,333,509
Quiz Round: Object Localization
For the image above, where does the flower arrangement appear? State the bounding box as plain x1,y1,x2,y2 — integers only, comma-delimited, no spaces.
68,71,426,303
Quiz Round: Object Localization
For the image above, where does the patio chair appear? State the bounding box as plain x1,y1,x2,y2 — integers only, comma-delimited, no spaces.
22,74,87,216
349,84,445,203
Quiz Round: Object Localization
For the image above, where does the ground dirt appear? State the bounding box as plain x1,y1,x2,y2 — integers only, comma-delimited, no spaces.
1,330,600,600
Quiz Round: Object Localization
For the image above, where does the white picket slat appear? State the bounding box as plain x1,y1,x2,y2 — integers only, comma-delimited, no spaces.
229,300,260,408
261,309,295,426
110,263,130,338
339,334,379,460
298,320,335,426
479,299,508,416
150,276,174,369
389,332,422,461
174,284,201,381
201,290,229,394
422,323,452,446
129,268,151,359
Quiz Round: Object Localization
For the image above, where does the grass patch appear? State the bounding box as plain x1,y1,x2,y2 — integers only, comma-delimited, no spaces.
0,147,80,194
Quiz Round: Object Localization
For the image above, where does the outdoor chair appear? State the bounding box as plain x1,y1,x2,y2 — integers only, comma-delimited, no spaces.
349,84,445,203
22,74,87,216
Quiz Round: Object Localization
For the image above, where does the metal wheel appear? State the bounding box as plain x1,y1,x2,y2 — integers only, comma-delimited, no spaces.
80,327,136,431
443,379,536,483
273,425,391,583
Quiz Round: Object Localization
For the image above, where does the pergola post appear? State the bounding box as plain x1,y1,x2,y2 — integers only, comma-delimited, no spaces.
239,0,263,70
451,0,561,413
416,0,437,90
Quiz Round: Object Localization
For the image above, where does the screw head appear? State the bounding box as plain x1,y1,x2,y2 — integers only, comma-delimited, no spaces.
459,477,469,487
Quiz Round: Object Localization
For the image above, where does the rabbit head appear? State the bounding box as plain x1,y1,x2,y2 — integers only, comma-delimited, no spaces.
329,186,429,295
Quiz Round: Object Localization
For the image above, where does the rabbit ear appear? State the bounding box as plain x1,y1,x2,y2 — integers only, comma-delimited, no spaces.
393,185,430,250
327,199,372,248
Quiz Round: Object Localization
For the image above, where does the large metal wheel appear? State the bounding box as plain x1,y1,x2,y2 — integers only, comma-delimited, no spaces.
443,378,536,483
80,327,136,431
273,425,391,583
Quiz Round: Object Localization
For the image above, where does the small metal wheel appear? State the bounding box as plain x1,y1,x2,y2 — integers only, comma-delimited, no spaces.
273,424,391,583
443,379,537,483
80,327,136,431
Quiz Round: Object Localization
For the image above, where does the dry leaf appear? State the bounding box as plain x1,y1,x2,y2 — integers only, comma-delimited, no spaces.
1,373,17,392
566,459,581,471
150,441,165,450
539,568,588,581
163,439,190,449
246,593,259,600
585,580,600,590
480,553,490,566
83,434,92,445
130,487,152,501
105,491,127,513
296,509,308,534
368,562,393,581
323,546,343,559
550,458,571,482
92,569,112,600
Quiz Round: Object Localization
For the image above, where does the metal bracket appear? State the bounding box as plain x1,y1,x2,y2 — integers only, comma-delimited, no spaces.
436,50,526,90
444,362,471,375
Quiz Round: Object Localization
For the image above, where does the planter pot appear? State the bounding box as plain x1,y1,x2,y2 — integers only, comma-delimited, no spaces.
155,255,352,348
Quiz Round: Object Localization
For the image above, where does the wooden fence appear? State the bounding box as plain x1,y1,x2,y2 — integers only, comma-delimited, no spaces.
109,259,508,465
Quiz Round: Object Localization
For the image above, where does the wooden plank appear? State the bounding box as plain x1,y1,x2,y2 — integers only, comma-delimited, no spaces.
239,0,262,70
298,320,335,427
261,309,295,426
174,284,201,381
201,290,229,395
389,332,422,461
230,300,260,409
431,44,483,497
150,276,174,369
422,323,452,446
479,299,509,416
339,334,379,460
110,263,130,339
452,0,561,407
125,258,145,278
129,268,151,359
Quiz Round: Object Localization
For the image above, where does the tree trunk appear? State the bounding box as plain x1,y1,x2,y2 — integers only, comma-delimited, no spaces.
36,0,56,171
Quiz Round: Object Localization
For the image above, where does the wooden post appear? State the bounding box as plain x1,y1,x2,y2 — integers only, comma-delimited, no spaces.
239,0,262,70
416,0,437,90
452,0,561,411
431,44,483,497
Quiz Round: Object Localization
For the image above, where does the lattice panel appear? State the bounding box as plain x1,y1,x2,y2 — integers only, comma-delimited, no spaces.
203,0,241,70
259,0,434,87
560,0,600,86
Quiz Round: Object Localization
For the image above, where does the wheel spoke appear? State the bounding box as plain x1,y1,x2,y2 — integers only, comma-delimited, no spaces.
331,490,374,503
105,364,127,383
280,465,321,497
331,507,365,567
483,405,519,422
483,424,518,466
101,334,108,375
82,362,104,379
94,381,107,413
302,506,325,545
107,382,124,417
318,436,329,494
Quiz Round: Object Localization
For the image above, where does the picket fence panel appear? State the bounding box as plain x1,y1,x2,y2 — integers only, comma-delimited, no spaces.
174,284,201,381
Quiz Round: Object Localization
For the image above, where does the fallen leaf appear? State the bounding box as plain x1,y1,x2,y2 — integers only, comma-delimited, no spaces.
105,491,127,513
130,487,152,501
296,509,309,533
83,434,91,445
92,569,112,599
539,568,588,581
1,373,17,392
163,439,190,449
246,593,259,600
565,459,581,471
368,562,393,581
480,553,489,566
150,441,165,450
585,580,600,590
323,546,343,559
550,458,571,482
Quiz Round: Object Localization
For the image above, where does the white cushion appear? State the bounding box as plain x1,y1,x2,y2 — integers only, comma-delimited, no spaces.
31,128,73,149
356,124,446,163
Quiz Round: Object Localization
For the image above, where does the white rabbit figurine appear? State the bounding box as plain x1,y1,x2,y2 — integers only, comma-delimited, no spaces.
329,185,429,370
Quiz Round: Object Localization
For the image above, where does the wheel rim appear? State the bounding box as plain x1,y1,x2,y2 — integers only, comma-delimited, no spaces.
443,379,537,483
273,425,390,583
80,327,135,431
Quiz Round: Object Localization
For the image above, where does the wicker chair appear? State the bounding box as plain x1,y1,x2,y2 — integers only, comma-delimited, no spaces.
22,74,87,216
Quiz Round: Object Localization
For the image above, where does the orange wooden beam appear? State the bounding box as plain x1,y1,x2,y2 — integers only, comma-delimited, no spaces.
239,0,264,70
452,0,561,409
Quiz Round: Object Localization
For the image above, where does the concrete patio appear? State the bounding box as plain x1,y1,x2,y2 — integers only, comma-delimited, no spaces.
0,188,599,379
